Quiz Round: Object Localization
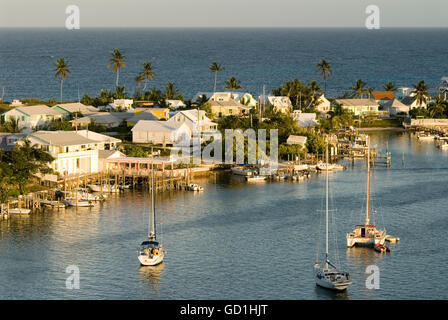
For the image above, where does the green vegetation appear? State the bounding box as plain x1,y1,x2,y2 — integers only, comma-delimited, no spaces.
224,76,243,98
0,118,20,133
54,57,70,103
108,48,126,88
317,59,332,94
0,141,54,202
209,62,224,93
359,119,402,128
412,80,430,107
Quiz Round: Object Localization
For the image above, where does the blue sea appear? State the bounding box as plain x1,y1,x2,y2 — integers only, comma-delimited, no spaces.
0,28,447,101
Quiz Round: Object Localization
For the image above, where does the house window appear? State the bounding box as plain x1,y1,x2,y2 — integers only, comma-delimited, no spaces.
76,158,80,169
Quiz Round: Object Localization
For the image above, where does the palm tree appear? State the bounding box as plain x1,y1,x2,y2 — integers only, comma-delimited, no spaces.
138,62,155,92
412,80,430,107
209,62,224,93
367,87,374,99
224,76,243,98
108,49,126,88
428,95,447,118
351,79,367,98
383,82,397,92
54,57,70,103
317,59,332,94
164,82,182,100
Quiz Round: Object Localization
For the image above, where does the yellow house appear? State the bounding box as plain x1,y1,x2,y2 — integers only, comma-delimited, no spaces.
134,107,170,120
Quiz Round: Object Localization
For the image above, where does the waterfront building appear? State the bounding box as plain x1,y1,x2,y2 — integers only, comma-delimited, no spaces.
396,87,413,100
292,110,319,127
167,110,218,135
9,99,24,107
0,132,27,150
71,112,122,128
239,93,258,108
401,96,427,109
126,110,160,127
23,130,121,176
131,120,191,146
107,99,134,111
383,99,410,116
314,94,331,113
334,99,380,116
135,107,170,120
166,99,186,110
286,135,307,148
267,96,292,114
1,105,63,131
51,102,98,118
208,92,251,117
98,149,126,172
371,91,395,105
438,77,448,100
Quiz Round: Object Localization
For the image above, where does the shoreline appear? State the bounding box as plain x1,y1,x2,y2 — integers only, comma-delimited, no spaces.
356,127,405,132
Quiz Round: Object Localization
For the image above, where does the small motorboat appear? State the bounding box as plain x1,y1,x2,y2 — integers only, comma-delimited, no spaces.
8,208,31,215
246,175,267,182
187,184,204,191
374,243,390,253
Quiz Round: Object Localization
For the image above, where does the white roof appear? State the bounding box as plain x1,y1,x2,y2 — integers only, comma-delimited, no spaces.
132,120,185,132
335,99,379,107
287,135,307,145
16,105,62,116
53,102,98,114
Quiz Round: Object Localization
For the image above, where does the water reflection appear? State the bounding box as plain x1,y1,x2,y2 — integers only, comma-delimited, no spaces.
314,285,350,300
138,263,166,292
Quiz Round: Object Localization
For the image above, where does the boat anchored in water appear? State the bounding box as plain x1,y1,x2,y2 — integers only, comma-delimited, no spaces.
138,163,166,266
347,136,387,248
314,141,352,291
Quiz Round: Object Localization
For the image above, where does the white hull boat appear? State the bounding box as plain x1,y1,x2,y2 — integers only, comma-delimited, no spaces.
138,164,165,266
187,184,204,191
231,166,254,176
246,175,267,182
314,264,352,291
41,200,66,208
63,199,94,207
8,208,31,215
347,135,387,248
417,133,435,141
88,184,120,193
314,142,352,291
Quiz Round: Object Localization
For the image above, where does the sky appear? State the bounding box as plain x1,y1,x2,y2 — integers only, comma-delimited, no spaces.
0,0,447,28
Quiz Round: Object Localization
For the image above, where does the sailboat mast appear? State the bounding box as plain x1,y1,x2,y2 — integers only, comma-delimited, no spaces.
150,161,156,240
325,140,329,266
365,135,371,226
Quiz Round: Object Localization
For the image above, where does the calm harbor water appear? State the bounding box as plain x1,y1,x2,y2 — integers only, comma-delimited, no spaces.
1,28,448,101
1,131,448,299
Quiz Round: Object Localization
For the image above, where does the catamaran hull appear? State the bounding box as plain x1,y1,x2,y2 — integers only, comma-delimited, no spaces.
346,236,385,247
138,253,165,266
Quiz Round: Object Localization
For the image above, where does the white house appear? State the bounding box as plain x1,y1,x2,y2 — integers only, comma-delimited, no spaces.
314,94,331,113
292,110,319,127
52,102,98,118
166,99,186,109
107,99,134,111
24,130,121,176
334,99,380,116
71,112,122,128
287,135,307,147
98,149,126,172
1,105,63,131
167,109,218,135
267,96,292,114
396,87,413,100
382,99,409,116
208,92,251,117
401,96,427,109
132,120,191,146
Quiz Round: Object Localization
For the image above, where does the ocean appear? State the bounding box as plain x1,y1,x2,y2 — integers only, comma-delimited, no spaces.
1,28,448,101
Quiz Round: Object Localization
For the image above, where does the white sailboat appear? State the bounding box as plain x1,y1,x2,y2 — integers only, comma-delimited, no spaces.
138,163,166,266
346,136,386,248
314,142,352,291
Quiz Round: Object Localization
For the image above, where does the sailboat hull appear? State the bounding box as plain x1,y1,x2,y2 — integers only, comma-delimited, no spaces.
314,265,352,291
138,252,165,266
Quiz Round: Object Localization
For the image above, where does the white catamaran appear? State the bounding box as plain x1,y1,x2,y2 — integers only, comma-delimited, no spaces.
346,136,386,248
138,164,166,266
314,142,352,291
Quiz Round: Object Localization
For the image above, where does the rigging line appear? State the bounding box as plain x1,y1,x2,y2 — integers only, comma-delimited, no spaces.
329,174,341,269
